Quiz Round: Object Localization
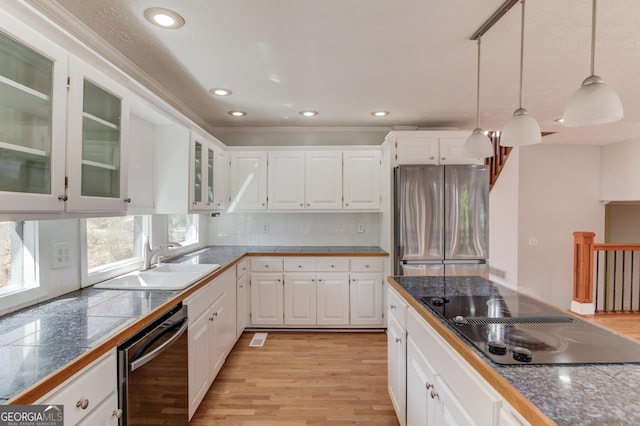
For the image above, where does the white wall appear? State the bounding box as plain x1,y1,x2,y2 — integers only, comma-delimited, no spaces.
208,212,380,246
600,139,640,201
517,144,604,308
488,148,520,289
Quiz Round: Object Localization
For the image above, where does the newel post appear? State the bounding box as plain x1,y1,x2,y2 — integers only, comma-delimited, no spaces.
572,232,596,314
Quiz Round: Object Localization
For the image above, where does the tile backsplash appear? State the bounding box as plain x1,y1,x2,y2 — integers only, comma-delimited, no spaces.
208,212,380,246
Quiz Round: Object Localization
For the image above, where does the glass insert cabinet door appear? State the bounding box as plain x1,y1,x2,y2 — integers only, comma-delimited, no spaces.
66,58,129,212
0,23,67,212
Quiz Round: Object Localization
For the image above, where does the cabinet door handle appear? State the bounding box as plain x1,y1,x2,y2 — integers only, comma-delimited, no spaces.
441,157,446,161
58,194,68,201
430,390,439,399
318,279,322,282
265,264,269,268
307,203,310,206
426,382,433,390
390,304,396,310
124,197,132,203
113,409,123,419
395,337,401,343
298,265,302,268
277,279,281,282
430,156,435,160
345,203,349,206
300,203,304,207
365,264,370,268
76,399,89,410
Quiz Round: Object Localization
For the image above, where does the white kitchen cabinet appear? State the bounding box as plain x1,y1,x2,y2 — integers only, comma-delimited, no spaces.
387,315,407,426
185,268,237,419
229,151,267,210
66,57,130,212
388,130,484,166
236,259,250,337
213,146,229,210
0,17,68,213
251,272,284,325
76,393,120,426
37,350,119,426
343,150,381,210
190,132,227,212
154,126,190,214
349,272,383,326
305,151,343,209
268,151,305,210
406,306,502,425
284,272,317,325
316,272,350,325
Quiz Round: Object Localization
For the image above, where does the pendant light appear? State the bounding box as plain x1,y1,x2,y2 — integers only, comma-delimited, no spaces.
500,0,541,147
463,38,493,158
563,0,623,127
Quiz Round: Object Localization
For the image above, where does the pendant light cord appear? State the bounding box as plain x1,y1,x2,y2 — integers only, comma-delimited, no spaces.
518,0,525,109
590,0,597,75
475,38,481,129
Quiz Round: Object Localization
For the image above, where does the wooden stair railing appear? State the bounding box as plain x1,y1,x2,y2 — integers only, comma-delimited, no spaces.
573,231,640,314
484,131,512,190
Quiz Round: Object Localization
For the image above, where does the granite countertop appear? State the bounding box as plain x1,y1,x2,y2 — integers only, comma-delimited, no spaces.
391,276,640,426
0,245,387,403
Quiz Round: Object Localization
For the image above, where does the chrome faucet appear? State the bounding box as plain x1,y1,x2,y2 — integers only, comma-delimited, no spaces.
142,236,182,270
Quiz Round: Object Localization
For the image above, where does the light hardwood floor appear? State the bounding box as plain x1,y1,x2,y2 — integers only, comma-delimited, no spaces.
581,312,640,342
190,331,399,426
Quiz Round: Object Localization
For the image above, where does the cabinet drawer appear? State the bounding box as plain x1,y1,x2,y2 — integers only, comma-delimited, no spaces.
316,258,349,272
284,258,316,271
251,258,283,272
236,259,248,277
350,258,384,272
387,285,408,327
41,351,117,426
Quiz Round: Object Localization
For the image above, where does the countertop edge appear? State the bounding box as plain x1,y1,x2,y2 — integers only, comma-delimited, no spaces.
387,277,555,426
7,249,388,403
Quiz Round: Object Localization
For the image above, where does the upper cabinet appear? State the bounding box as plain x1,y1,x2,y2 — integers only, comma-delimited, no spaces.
0,20,68,213
229,151,268,211
212,146,228,210
343,150,381,210
233,149,380,212
306,151,343,210
387,131,484,166
66,57,130,212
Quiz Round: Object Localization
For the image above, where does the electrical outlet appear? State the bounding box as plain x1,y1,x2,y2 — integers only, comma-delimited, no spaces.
357,223,365,233
52,241,73,269
263,224,269,233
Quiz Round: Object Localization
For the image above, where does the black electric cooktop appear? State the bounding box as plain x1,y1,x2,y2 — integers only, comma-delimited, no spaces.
420,286,640,365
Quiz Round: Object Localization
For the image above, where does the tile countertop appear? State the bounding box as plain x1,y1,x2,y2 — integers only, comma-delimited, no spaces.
389,276,640,426
1,245,387,403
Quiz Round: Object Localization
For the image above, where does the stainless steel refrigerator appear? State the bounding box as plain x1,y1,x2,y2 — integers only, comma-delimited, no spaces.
394,164,489,276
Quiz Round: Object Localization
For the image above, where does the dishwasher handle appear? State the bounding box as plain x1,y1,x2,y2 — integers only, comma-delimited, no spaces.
129,317,188,372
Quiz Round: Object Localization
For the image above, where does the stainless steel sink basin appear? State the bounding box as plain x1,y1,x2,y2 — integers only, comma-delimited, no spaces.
93,263,220,290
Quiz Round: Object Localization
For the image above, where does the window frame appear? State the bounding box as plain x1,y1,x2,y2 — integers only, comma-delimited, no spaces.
80,215,149,287
0,221,43,314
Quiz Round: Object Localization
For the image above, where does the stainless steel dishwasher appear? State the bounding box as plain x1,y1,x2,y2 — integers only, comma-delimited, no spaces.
118,303,189,425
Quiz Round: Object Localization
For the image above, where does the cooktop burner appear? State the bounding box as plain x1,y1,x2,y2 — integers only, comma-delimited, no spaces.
420,288,640,365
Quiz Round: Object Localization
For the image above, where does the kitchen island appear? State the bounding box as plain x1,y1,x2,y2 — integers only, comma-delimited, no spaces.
388,275,640,426
0,245,386,405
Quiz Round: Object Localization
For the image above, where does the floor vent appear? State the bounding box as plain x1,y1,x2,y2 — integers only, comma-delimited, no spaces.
249,332,268,347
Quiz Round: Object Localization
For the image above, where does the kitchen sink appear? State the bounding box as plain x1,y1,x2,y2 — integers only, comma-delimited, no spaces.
93,263,220,291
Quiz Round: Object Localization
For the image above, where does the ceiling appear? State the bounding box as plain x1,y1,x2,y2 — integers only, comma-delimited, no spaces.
27,0,640,146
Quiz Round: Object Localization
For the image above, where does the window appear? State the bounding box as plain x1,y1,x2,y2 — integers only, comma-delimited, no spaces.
0,221,39,311
81,216,148,286
168,214,199,247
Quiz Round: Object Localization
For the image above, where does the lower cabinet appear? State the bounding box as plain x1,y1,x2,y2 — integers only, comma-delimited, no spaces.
387,315,407,426
185,268,237,419
37,350,120,426
251,271,284,325
250,257,384,328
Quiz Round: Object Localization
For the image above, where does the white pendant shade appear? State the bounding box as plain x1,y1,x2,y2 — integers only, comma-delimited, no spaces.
500,108,541,147
463,128,493,158
563,74,623,127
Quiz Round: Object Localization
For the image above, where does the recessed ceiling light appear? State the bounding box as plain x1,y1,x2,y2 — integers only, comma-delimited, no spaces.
371,111,390,117
144,8,185,29
299,110,318,117
210,88,232,96
228,110,247,117
553,117,565,123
